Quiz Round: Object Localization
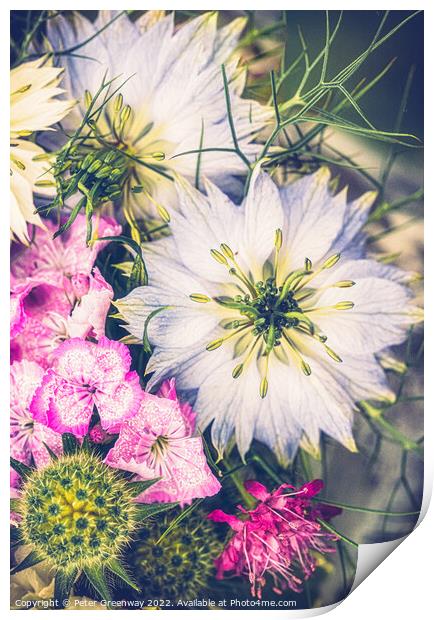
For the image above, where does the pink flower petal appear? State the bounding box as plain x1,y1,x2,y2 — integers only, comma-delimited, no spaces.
106,390,220,505
208,509,243,531
157,378,197,433
95,371,143,433
244,480,270,501
67,268,113,339
11,360,63,467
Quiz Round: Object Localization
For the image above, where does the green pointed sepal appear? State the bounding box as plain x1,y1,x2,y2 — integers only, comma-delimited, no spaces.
10,549,44,575
42,442,59,461
10,457,34,481
61,433,80,455
83,564,111,603
54,567,79,606
106,558,140,592
126,478,161,498
132,501,179,523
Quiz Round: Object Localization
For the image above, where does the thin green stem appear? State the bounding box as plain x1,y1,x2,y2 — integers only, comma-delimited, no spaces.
312,497,419,517
223,459,256,509
317,519,358,549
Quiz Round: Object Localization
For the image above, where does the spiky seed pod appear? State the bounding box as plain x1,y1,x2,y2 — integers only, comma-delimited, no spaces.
11,448,176,606
127,511,223,602
18,453,137,571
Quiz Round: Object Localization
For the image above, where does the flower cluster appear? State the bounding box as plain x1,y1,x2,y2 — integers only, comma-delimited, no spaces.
10,8,423,609
209,479,340,598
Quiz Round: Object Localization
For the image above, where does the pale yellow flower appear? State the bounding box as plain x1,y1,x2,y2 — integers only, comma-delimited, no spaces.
10,57,75,243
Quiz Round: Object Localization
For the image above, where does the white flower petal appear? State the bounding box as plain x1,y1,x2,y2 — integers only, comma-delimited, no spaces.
313,275,415,354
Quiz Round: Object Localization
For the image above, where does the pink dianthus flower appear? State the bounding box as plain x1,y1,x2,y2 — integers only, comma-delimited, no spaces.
105,379,221,505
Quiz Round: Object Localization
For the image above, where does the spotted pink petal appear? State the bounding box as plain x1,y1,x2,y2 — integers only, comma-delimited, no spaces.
31,370,93,437
137,436,221,505
95,371,143,434
158,378,196,433
30,338,142,438
51,338,98,382
11,360,63,467
93,336,134,383
105,392,221,505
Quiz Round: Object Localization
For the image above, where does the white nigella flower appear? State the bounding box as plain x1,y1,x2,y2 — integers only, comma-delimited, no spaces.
115,168,422,462
10,57,74,244
44,10,271,218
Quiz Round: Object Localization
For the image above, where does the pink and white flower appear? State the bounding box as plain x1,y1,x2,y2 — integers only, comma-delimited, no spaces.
30,337,143,438
10,214,119,366
105,379,221,505
10,360,63,468
11,213,121,285
208,479,340,598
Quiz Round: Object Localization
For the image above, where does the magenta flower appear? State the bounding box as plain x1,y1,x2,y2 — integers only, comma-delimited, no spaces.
208,479,340,598
10,360,63,468
30,337,143,438
105,379,221,505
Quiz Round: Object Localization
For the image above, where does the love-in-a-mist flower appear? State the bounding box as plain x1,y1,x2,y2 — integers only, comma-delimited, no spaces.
105,379,221,505
116,169,422,461
30,337,143,437
10,57,74,243
10,360,63,468
43,10,271,218
208,479,339,598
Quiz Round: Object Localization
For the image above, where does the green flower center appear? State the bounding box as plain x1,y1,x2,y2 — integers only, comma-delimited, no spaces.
237,277,302,348
190,232,356,398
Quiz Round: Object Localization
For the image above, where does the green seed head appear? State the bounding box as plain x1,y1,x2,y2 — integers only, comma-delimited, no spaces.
128,511,223,600
18,453,138,571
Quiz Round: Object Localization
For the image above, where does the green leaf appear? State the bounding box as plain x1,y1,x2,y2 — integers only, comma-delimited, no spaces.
81,434,92,454
156,499,204,545
10,550,44,575
106,558,140,592
62,433,80,455
126,478,161,498
10,457,33,480
132,501,178,522
54,567,79,604
83,564,111,602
